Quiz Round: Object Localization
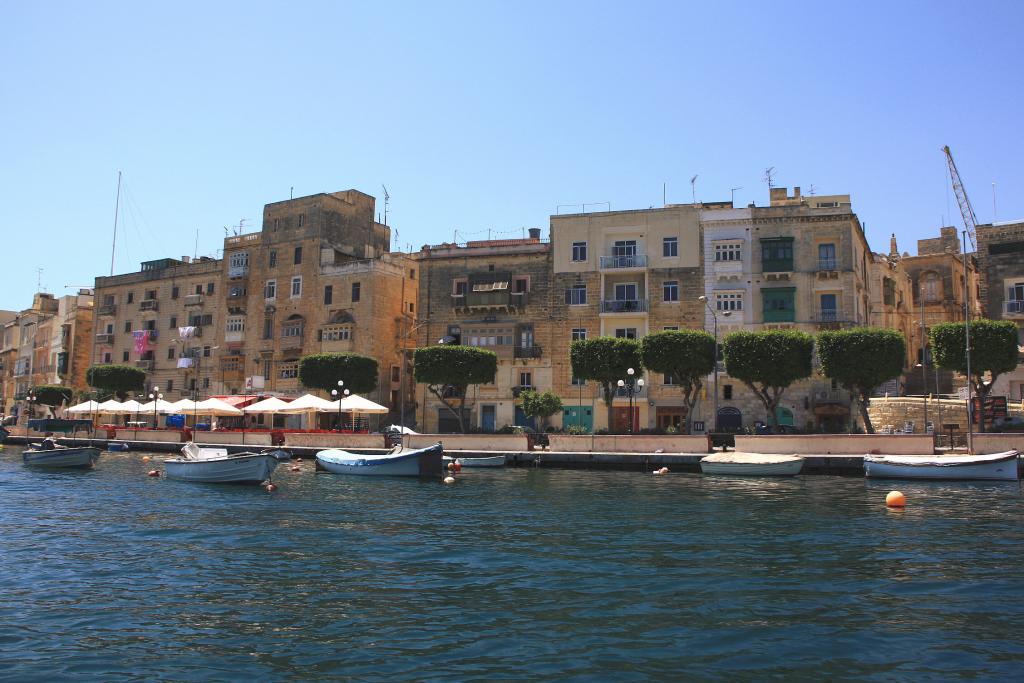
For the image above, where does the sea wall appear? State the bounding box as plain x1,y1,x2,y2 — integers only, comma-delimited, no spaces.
734,434,934,455
548,434,711,454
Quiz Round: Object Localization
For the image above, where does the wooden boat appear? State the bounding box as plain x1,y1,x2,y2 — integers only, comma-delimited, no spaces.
316,442,444,477
864,450,1019,481
23,444,101,468
107,442,131,452
700,452,804,476
444,454,506,468
163,442,288,484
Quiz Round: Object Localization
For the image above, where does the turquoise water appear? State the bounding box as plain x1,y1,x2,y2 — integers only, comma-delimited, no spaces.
1,445,1023,682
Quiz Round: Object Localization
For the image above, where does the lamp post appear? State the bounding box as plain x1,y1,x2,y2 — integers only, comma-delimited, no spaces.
149,388,163,429
26,391,36,434
331,380,349,431
616,367,644,434
917,297,929,432
698,295,731,431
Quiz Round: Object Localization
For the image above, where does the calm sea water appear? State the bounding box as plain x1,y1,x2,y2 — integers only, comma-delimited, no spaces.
1,445,1023,682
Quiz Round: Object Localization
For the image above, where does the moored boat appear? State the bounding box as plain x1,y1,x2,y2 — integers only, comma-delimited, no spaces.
444,454,506,468
864,450,1019,481
107,442,131,452
164,442,287,484
23,444,102,468
700,452,804,476
0,425,9,442
316,442,444,477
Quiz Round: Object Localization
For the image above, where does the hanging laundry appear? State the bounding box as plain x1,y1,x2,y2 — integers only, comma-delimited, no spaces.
133,330,151,355
177,357,194,369
178,326,196,339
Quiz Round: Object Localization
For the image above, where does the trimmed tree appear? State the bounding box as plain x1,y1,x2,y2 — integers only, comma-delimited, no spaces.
413,345,498,432
640,329,716,434
722,330,814,431
31,384,74,407
930,319,1020,432
817,327,906,434
520,389,563,430
570,336,643,432
298,352,379,395
86,364,146,400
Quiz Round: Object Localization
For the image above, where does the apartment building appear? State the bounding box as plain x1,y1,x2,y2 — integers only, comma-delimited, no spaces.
93,256,224,397
415,231,551,433
549,206,704,433
0,311,17,416
976,219,1024,400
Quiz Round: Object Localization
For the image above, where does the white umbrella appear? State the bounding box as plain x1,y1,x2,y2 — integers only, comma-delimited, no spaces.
66,400,101,414
165,399,198,413
279,393,338,414
110,399,145,414
243,396,292,414
336,394,390,414
137,398,178,414
194,397,243,416
96,399,126,413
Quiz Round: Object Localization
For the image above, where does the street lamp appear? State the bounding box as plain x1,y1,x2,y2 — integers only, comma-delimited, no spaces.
331,380,349,431
616,367,644,434
149,387,163,429
698,295,732,431
26,391,36,432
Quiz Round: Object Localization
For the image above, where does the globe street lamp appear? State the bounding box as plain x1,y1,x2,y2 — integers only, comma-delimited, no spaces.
149,387,163,429
616,367,645,434
331,380,349,431
698,295,731,432
26,391,36,433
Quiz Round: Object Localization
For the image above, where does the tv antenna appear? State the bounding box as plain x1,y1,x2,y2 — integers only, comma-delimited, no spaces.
37,267,44,293
807,184,817,196
764,167,776,189
690,175,698,204
382,184,390,226
730,186,743,205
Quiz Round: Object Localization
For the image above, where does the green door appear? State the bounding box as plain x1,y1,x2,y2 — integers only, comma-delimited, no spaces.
563,406,593,432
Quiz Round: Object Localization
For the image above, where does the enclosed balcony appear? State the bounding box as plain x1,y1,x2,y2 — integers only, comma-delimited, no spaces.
140,299,159,311
454,273,529,313
221,355,245,381
98,304,117,316
184,294,204,307
95,333,115,345
136,360,155,371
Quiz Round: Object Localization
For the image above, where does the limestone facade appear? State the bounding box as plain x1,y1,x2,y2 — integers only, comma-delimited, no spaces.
976,220,1024,401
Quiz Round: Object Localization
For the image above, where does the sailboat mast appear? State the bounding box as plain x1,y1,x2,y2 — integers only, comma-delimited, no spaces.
110,171,122,277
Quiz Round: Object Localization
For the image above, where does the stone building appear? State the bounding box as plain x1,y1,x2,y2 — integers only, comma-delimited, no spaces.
93,256,225,398
549,206,704,433
0,312,18,416
867,236,914,369
975,219,1024,401
231,190,416,413
414,232,551,433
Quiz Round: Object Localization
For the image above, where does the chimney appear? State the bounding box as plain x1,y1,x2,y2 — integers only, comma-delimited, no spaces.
182,255,191,263
528,228,541,240
769,187,787,205
793,186,801,198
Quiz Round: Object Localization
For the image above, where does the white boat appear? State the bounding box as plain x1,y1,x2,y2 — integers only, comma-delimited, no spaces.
23,444,101,468
316,443,444,477
700,452,804,476
444,454,506,468
864,450,1020,481
164,442,288,484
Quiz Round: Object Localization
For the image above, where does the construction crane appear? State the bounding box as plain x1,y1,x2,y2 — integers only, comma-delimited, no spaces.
942,145,978,251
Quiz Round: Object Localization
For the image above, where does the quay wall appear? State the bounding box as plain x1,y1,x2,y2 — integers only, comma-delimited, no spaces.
548,434,711,453
971,433,1024,454
734,434,935,455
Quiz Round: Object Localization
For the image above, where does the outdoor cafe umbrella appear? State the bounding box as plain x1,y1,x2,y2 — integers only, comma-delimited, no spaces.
66,400,101,414
278,393,338,413
242,396,292,414
335,394,389,414
96,399,128,413
193,397,244,416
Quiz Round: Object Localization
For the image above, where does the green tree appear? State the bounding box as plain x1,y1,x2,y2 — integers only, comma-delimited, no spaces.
86,364,146,400
519,389,563,430
570,337,643,432
640,329,716,434
817,327,906,434
930,319,1019,432
722,330,814,431
31,384,73,408
298,352,379,395
413,345,498,432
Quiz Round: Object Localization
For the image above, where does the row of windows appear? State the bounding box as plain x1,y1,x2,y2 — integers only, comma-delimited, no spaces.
562,282,683,304
570,238,681,262
101,282,215,306
264,279,361,302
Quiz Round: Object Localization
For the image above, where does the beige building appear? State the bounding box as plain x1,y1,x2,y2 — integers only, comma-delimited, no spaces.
0,311,18,417
549,206,705,432
976,219,1024,401
414,232,551,432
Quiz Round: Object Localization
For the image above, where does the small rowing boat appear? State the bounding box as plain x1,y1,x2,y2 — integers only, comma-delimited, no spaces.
164,442,289,484
444,454,506,468
863,450,1019,481
700,452,804,476
316,443,444,477
23,443,101,468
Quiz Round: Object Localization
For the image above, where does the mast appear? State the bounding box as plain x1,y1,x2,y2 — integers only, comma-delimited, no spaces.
109,171,122,276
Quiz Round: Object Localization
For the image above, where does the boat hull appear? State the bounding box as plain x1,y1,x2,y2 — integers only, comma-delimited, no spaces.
317,443,444,477
23,447,101,468
164,453,279,484
107,442,131,452
445,454,506,468
0,425,9,442
864,451,1019,481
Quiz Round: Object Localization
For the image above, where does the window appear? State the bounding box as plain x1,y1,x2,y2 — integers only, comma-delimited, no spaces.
565,284,587,305
716,292,743,311
324,285,333,305
146,289,157,300
883,278,896,306
269,250,277,268
409,302,415,313
663,236,678,257
391,366,401,383
263,316,273,340
1009,282,1024,301
761,237,794,272
280,362,298,379
103,352,112,363
229,251,249,271
105,323,114,334
166,379,173,391
663,325,679,331
519,371,533,388
272,219,279,232
819,293,838,322
513,277,529,293
103,294,114,305
122,351,130,362
664,372,677,386
126,292,134,304
171,286,179,299
298,214,305,228
294,246,302,265
282,320,303,338
351,282,361,302
203,346,211,357
663,281,679,302
321,325,351,341
124,321,131,333
613,240,637,257
571,328,587,341
615,328,637,339
206,282,215,295
169,316,177,329
715,242,742,262
762,287,796,322
922,272,940,302
723,385,733,400
167,347,175,360
818,243,837,270
188,314,213,327
571,241,587,262
290,277,302,298
452,279,467,297
614,283,637,301
229,285,246,298
226,317,245,333
263,359,272,379
410,268,416,280
195,284,203,295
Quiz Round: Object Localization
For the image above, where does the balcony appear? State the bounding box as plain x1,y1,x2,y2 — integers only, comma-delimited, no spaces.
136,360,155,371
140,299,159,311
817,258,838,271
184,294,204,307
1005,300,1024,317
601,299,649,313
812,308,850,328
221,355,245,381
95,333,115,345
812,385,849,406
513,345,543,359
454,286,528,312
600,254,648,270
228,265,249,279
98,304,117,316
228,288,247,303
281,334,304,350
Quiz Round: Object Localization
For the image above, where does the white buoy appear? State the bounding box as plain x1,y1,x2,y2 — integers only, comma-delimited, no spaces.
443,476,456,484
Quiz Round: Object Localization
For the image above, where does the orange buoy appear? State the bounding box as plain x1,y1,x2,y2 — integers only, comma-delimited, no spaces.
447,461,456,471
141,455,151,463
886,490,906,508
147,469,160,477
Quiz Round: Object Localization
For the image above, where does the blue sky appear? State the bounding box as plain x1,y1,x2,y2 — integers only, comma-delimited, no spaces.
2,1,1022,310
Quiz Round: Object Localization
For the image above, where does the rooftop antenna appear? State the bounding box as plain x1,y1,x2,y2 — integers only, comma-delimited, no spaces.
807,184,817,196
663,181,667,208
382,184,390,226
690,175,698,204
730,186,743,206
290,186,294,200
37,267,44,293
764,166,776,189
